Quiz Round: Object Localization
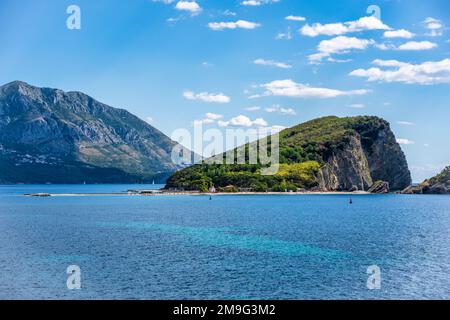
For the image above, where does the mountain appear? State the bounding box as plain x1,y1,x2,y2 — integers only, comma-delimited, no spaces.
165,116,412,192
0,81,191,183
402,166,450,194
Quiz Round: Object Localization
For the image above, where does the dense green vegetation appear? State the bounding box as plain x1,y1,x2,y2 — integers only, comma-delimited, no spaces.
165,161,321,192
166,116,391,192
428,166,450,185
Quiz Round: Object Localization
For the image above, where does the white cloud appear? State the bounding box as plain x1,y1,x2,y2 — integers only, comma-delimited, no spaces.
152,0,175,4
167,17,180,23
397,41,437,51
265,104,296,115
372,59,409,67
300,16,390,37
375,41,437,51
384,29,415,39
423,17,444,37
349,104,365,109
175,1,202,14
309,36,375,63
350,58,450,85
208,20,261,30
145,116,154,123
374,43,395,50
183,91,231,103
397,121,415,126
205,112,223,120
252,79,370,99
254,58,292,69
193,118,215,125
218,115,268,127
397,138,415,145
241,0,280,6
286,15,306,22
245,106,261,111
193,113,224,126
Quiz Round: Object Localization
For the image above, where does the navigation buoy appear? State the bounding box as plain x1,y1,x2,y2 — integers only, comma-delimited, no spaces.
349,197,353,204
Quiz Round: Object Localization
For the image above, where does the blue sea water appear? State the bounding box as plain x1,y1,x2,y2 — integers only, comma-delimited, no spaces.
0,185,449,300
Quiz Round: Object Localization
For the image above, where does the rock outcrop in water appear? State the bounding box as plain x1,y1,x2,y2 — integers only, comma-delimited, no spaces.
0,81,192,183
367,181,390,194
402,166,450,194
166,116,412,192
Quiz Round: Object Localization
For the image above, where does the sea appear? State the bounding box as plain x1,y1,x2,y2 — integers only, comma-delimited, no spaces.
0,184,449,300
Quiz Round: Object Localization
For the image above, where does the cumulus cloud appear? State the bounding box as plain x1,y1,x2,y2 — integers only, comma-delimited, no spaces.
175,1,202,14
241,0,280,6
251,79,369,99
265,105,296,115
286,15,306,22
384,29,415,39
300,16,390,37
350,58,450,85
254,58,292,69
309,36,375,63
397,138,415,145
218,115,268,127
423,17,444,37
183,91,231,103
375,41,437,51
208,20,261,30
205,112,223,120
397,41,437,51
193,113,224,126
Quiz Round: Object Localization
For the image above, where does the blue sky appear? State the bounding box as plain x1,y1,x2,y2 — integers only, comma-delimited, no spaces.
0,0,449,182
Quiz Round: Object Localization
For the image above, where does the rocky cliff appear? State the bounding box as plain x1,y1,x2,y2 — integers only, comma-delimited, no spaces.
0,81,191,183
402,166,450,194
165,116,412,192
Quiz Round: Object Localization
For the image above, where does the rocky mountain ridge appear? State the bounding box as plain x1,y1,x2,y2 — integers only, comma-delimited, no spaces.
0,81,190,183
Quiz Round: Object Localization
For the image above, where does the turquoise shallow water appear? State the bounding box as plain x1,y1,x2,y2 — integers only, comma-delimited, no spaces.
0,185,449,299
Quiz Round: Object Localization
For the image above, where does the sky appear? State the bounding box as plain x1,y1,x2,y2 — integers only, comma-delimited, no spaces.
0,0,449,182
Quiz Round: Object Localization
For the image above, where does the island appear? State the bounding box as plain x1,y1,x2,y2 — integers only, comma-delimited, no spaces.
165,116,412,194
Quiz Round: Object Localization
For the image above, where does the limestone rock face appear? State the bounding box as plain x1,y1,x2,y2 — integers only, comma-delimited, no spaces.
402,166,450,195
314,117,411,191
368,181,390,194
319,135,373,191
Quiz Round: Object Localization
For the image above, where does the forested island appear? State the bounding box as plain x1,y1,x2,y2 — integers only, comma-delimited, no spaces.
166,116,412,193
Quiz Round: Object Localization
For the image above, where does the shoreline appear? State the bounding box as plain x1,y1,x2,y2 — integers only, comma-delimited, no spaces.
23,191,372,197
